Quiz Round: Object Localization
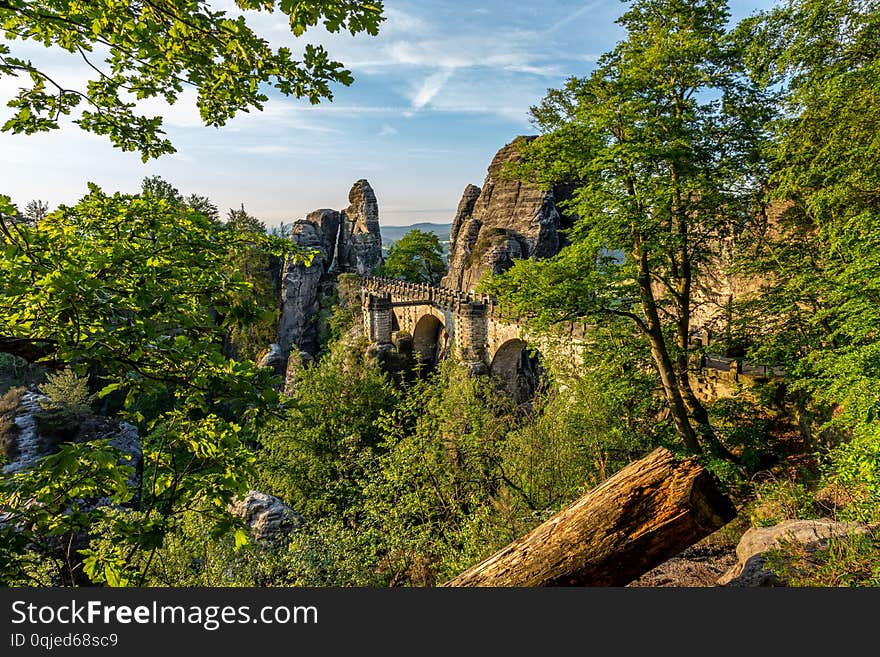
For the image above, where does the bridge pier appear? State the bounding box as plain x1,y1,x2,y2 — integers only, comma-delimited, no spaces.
363,292,393,344
454,301,489,370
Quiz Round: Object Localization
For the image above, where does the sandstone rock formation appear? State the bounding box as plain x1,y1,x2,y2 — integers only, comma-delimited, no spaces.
307,209,342,271
277,220,331,357
448,184,481,252
442,138,571,293
2,390,141,485
256,342,287,379
337,179,383,277
228,490,304,542
274,180,383,360
689,200,793,351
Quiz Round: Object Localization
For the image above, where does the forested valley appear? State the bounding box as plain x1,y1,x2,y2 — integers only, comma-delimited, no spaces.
1,0,878,587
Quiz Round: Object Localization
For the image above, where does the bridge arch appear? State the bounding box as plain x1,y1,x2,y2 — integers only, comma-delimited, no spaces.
490,338,544,403
412,313,446,365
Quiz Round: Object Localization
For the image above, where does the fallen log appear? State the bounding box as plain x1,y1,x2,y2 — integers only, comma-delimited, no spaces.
443,447,736,587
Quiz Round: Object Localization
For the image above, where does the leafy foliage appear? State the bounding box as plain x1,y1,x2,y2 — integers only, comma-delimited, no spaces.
0,182,307,585
0,0,385,159
255,336,401,520
38,368,95,416
222,205,279,361
379,229,447,285
483,0,771,456
734,0,880,527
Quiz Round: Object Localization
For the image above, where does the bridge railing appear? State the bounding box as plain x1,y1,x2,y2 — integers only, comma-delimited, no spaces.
361,276,784,377
363,276,494,311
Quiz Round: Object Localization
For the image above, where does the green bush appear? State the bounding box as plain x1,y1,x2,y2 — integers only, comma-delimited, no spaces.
765,533,880,587
34,368,96,441
254,338,400,520
820,424,880,524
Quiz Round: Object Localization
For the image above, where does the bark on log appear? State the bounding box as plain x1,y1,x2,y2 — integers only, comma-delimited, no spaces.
443,447,736,587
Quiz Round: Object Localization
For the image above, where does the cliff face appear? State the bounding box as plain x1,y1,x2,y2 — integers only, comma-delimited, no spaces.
277,219,332,357
274,180,383,360
442,138,571,293
689,200,792,350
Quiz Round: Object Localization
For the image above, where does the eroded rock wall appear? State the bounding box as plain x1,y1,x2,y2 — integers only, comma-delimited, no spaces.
337,179,383,277
442,138,571,293
274,180,383,361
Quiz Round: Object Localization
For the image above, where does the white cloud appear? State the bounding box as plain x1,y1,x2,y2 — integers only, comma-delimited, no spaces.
407,69,454,115
381,8,430,37
378,123,398,137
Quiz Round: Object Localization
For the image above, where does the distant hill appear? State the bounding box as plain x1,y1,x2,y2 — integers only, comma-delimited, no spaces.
380,222,452,244
380,222,453,256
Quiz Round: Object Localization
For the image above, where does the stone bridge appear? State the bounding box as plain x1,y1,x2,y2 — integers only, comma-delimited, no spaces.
361,277,589,397
360,276,782,403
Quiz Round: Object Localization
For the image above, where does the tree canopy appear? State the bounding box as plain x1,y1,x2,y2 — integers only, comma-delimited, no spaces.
380,229,447,286
0,182,306,584
0,0,385,159
483,0,770,456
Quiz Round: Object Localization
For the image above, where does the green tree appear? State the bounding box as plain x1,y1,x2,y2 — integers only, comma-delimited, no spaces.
380,229,447,285
484,0,770,457
222,204,278,361
255,337,400,521
0,186,306,585
23,199,49,223
735,0,880,522
0,1,385,160
360,361,516,585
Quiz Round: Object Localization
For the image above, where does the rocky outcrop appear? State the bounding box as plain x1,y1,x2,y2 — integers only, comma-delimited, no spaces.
256,342,287,379
273,180,382,361
689,200,793,350
307,209,341,271
448,184,482,249
228,490,303,542
442,138,571,293
337,179,383,276
1,391,141,485
719,519,874,586
277,220,332,357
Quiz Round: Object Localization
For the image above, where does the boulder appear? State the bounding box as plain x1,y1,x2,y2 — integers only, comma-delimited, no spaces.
719,519,873,586
228,490,304,542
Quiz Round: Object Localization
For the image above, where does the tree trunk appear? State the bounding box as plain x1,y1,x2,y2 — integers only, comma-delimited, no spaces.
646,328,701,453
443,447,736,587
635,244,701,453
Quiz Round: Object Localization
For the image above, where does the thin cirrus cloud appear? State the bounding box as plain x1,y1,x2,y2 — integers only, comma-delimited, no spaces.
405,69,454,116
378,123,399,137
4,1,781,227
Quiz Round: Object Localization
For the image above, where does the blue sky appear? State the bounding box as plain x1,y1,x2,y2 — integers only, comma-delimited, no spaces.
1,1,775,227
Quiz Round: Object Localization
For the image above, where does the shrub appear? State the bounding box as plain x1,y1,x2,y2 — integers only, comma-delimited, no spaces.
34,369,96,441
0,386,25,464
